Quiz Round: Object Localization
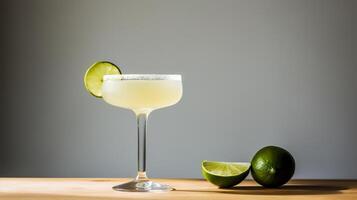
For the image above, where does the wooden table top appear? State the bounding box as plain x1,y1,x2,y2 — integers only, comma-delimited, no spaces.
0,178,356,199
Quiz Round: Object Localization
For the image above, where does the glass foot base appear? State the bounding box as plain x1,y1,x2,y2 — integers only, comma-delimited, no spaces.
113,180,173,192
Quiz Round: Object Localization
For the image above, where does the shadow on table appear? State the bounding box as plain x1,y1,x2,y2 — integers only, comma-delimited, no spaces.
177,185,348,195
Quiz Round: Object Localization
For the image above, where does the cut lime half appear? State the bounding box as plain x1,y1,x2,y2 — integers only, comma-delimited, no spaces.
201,160,250,188
84,61,122,97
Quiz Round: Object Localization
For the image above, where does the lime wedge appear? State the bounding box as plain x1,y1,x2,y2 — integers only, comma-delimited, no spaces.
201,160,250,188
84,61,121,97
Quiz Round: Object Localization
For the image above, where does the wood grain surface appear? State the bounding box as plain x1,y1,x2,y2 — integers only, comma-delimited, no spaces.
0,178,356,200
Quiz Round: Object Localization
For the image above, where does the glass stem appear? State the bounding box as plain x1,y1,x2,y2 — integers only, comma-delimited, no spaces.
136,112,149,181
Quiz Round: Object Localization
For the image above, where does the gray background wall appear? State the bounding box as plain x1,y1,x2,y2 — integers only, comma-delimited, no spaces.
1,0,356,179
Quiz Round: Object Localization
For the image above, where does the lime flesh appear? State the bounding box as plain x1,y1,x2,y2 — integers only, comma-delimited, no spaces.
201,161,250,188
84,61,121,97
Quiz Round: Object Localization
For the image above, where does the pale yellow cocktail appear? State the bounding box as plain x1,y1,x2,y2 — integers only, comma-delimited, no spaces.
102,75,182,114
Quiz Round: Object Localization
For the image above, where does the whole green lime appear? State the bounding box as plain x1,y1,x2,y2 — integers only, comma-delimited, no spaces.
251,146,295,188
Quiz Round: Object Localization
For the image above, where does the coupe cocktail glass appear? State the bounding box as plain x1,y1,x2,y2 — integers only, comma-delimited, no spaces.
102,74,183,192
